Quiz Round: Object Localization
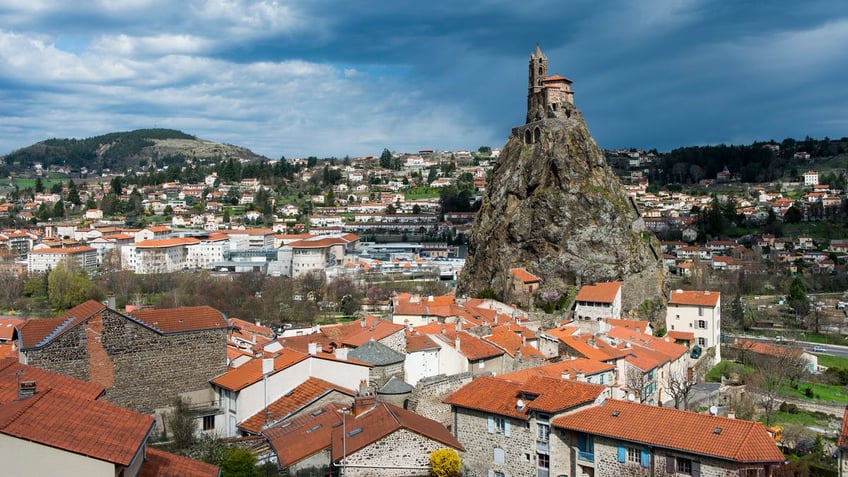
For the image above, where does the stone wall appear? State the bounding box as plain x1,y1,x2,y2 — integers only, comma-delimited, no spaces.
25,325,90,383
370,361,404,389
378,330,406,354
344,429,451,477
25,309,228,414
453,407,534,477
101,309,228,413
406,372,472,427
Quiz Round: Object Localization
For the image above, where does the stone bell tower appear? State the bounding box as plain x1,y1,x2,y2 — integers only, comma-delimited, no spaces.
526,44,574,124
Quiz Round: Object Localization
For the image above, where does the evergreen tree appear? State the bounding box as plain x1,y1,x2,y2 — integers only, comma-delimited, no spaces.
35,177,44,193
52,199,65,218
379,148,392,169
66,179,81,205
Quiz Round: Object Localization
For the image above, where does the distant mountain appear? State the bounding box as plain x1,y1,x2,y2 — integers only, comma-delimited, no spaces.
1,128,269,175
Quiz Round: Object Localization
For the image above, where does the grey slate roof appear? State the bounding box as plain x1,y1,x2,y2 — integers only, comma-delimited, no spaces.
378,376,414,395
348,339,405,366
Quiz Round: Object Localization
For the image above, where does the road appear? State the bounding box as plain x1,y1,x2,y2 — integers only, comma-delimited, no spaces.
729,334,848,358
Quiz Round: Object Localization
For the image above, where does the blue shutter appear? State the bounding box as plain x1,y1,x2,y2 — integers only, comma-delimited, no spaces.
617,446,625,463
488,415,495,433
578,433,586,451
640,449,650,468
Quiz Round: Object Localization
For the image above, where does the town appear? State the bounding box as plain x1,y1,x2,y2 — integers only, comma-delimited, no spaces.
1,46,848,477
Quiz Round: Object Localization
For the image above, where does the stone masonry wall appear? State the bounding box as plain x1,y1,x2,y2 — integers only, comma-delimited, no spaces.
454,407,534,477
24,325,90,383
370,361,404,389
406,372,473,428
101,309,228,413
344,429,451,477
378,330,406,354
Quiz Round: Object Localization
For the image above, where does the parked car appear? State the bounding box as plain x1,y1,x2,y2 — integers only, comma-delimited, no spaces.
813,345,826,353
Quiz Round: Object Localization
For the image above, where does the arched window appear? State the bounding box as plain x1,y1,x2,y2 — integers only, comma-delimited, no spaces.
525,130,532,144
534,127,541,143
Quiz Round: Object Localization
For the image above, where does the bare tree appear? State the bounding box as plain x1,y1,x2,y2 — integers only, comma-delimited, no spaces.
665,371,695,410
736,341,806,425
624,365,651,404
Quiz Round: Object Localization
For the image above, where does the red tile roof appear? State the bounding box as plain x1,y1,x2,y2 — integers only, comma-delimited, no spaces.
211,348,310,392
485,324,544,360
669,289,720,307
434,330,504,361
575,281,621,304
0,317,23,341
552,400,784,463
17,300,106,349
838,406,848,449
0,358,104,403
498,358,614,383
604,318,650,333
140,448,220,477
510,268,541,284
265,402,346,467
0,387,154,467
239,377,355,434
135,237,200,248
30,245,95,254
128,306,229,334
329,401,463,461
444,375,604,419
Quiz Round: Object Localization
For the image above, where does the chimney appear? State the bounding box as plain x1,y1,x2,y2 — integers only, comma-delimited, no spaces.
576,372,586,382
335,347,349,360
727,408,735,419
18,380,36,400
454,321,461,331
353,380,376,416
308,342,318,355
455,336,461,351
360,317,367,328
262,358,274,376
561,372,571,380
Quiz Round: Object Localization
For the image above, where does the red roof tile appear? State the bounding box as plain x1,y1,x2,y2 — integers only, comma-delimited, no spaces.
17,300,106,349
444,375,604,419
0,317,23,341
211,349,310,392
329,401,463,461
838,406,848,449
406,333,441,352
140,448,220,477
239,377,355,434
552,400,784,463
128,306,228,334
669,289,720,307
265,402,346,467
575,281,621,304
510,268,541,284
0,388,154,466
30,245,95,254
135,237,200,248
0,358,104,403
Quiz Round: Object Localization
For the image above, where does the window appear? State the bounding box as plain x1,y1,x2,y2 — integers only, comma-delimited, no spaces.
698,337,706,347
493,448,505,464
494,472,505,477
698,307,704,316
676,457,692,474
537,423,550,442
202,415,215,431
537,453,549,469
697,320,707,329
488,415,510,436
627,447,640,463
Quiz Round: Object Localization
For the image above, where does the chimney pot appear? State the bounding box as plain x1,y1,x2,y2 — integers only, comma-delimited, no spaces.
18,380,36,400
308,342,318,355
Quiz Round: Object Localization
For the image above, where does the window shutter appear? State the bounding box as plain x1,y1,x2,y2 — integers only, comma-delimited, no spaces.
488,471,494,477
578,433,586,451
504,419,511,437
640,449,650,468
488,415,495,434
666,455,675,474
617,446,626,463
692,461,701,477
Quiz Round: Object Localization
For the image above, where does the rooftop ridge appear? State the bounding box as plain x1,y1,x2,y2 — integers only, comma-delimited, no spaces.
35,316,76,348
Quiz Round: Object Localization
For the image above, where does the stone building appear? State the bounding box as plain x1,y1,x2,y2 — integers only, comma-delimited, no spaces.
17,301,229,423
348,338,406,389
551,399,784,477
443,375,607,477
526,44,574,124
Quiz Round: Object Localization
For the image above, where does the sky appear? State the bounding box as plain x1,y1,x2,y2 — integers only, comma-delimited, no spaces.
1,1,847,160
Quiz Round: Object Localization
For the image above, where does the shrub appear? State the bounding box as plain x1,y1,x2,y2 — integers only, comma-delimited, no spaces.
430,448,461,477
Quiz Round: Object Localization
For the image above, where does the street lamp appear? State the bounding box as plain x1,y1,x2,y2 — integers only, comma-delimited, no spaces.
337,407,349,477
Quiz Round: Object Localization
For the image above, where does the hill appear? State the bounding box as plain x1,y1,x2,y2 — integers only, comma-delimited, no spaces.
1,128,269,175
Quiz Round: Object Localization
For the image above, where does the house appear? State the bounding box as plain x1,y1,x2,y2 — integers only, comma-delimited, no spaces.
573,282,622,320
265,392,463,477
17,301,229,427
28,245,98,273
510,268,541,304
210,346,371,437
0,358,219,477
551,399,784,477
444,374,607,477
666,289,722,364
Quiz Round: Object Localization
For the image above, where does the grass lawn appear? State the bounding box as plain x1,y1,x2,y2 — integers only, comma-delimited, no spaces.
816,354,848,369
780,381,848,404
767,410,820,427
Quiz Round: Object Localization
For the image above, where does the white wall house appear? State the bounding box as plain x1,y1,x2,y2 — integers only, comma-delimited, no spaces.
573,281,622,320
28,246,98,274
666,289,721,364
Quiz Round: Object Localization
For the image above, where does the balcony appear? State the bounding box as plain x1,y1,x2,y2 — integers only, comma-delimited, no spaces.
577,450,594,463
